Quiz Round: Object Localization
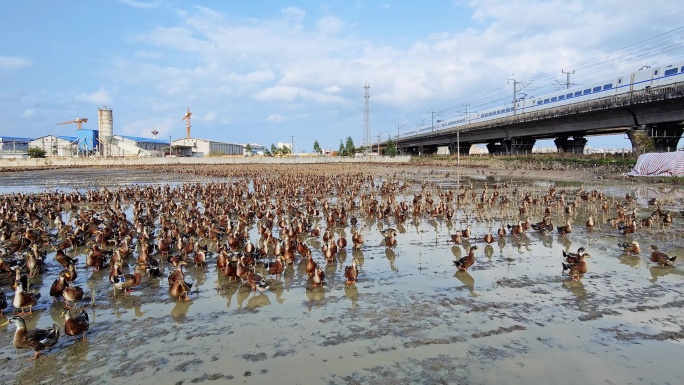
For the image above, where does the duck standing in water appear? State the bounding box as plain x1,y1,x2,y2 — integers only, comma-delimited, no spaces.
13,274,40,315
562,253,588,281
62,307,90,341
618,240,641,255
1,316,60,360
344,257,359,284
649,245,677,267
454,245,478,271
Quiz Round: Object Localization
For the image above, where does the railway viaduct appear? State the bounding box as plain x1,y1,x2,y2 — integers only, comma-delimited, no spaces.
379,82,684,155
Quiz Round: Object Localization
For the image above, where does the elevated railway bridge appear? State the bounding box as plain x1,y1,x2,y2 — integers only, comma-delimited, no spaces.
377,82,684,155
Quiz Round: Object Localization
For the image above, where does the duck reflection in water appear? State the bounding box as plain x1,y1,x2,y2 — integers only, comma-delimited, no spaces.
540,233,553,248
269,281,285,304
451,245,462,259
618,254,641,268
562,278,587,298
385,248,398,272
113,298,148,319
306,286,326,311
247,293,271,310
351,249,365,265
236,285,252,309
344,284,359,310
218,279,240,308
453,270,478,297
484,244,494,259
557,235,572,250
497,238,506,252
170,297,193,321
649,265,675,283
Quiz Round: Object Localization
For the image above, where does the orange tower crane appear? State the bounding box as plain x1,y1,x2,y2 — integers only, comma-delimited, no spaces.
181,107,191,138
56,118,88,130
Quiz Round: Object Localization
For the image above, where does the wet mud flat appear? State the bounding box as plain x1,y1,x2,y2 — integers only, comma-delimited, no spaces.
0,164,682,385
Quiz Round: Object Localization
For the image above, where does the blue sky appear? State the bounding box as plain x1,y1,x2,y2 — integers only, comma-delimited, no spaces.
2,0,684,152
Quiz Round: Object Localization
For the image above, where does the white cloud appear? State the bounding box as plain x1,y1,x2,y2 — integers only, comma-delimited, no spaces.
317,16,345,35
33,1,679,149
0,56,32,69
281,7,306,23
75,89,113,105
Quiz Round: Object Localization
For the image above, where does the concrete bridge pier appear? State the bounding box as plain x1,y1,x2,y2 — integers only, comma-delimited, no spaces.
554,136,587,154
486,141,509,155
448,142,471,155
509,137,536,155
421,145,438,155
486,137,535,155
646,122,683,152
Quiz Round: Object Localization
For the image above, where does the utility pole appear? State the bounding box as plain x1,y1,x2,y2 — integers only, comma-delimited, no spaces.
459,104,470,167
508,75,519,115
363,81,371,154
291,135,294,156
397,123,406,154
562,69,575,89
377,131,381,155
430,110,436,132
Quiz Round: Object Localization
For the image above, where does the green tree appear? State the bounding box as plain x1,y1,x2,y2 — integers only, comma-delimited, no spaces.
27,146,46,158
345,136,356,156
263,148,272,156
338,140,346,156
281,145,291,155
244,143,252,156
270,143,278,154
313,140,322,155
385,136,398,157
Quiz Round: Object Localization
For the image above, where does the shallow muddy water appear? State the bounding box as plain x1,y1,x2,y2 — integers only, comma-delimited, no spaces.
0,166,682,385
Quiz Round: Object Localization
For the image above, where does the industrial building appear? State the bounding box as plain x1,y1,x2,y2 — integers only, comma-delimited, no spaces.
171,138,243,157
111,135,169,157
29,135,79,157
5,106,252,158
0,136,32,157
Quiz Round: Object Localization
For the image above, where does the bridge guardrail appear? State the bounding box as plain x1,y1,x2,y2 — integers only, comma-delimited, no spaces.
396,81,684,143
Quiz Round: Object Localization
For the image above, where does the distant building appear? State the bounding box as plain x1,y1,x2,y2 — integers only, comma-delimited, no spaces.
277,142,293,151
29,135,79,157
109,135,169,157
171,138,244,157
244,143,265,156
0,136,31,157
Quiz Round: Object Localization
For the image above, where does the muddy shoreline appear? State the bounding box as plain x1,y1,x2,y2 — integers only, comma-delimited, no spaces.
0,163,682,385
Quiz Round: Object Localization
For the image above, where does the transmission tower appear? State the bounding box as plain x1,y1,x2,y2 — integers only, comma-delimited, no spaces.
363,81,371,153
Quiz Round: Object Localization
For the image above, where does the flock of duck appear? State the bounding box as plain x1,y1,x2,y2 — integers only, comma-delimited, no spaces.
0,164,680,360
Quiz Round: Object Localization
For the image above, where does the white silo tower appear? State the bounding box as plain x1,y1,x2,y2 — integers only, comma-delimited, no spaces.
98,106,113,156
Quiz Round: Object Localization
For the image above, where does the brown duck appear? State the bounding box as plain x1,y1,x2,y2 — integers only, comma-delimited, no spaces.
62,308,90,341
2,316,59,360
111,264,142,293
454,245,478,271
13,275,40,315
649,245,677,267
344,257,359,284
562,253,588,281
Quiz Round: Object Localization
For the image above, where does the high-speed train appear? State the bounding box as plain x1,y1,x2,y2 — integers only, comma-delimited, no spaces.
404,60,684,136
